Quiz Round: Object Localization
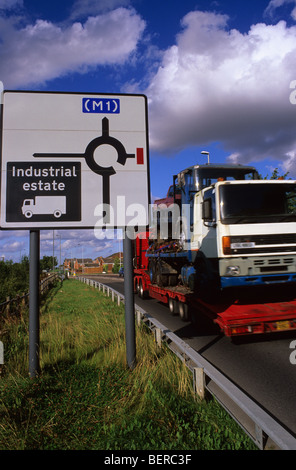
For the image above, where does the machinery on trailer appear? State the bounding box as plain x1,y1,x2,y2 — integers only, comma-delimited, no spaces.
134,231,296,336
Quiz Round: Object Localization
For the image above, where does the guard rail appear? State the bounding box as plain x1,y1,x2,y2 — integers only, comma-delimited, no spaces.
0,272,60,317
78,276,296,451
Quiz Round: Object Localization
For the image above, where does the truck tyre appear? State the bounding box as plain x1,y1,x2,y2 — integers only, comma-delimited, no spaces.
135,280,139,295
179,302,190,321
168,297,178,315
139,279,148,299
24,210,33,218
195,255,220,303
149,260,156,284
156,262,167,287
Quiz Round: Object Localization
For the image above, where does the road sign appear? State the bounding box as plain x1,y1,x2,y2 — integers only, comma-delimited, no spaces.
0,91,150,229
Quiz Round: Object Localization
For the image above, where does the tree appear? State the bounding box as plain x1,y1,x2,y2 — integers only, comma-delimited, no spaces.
258,167,289,180
103,264,108,273
40,255,58,272
0,256,29,303
112,257,120,273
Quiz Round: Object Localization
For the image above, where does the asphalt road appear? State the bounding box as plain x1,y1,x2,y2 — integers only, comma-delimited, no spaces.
85,274,296,438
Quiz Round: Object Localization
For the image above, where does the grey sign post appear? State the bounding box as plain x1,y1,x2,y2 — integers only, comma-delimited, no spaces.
123,228,136,370
29,230,40,378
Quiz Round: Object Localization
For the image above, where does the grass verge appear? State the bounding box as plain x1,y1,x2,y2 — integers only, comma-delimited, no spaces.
0,278,257,450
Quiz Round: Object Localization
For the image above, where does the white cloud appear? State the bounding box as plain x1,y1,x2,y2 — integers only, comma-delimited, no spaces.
0,7,145,88
0,237,27,260
0,0,23,10
70,0,131,19
264,0,296,20
3,240,23,250
145,10,296,174
38,229,118,260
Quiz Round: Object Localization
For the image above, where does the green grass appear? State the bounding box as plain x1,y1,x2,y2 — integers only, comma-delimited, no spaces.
0,278,257,450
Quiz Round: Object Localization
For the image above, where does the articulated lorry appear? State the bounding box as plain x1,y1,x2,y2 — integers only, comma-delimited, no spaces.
133,162,296,337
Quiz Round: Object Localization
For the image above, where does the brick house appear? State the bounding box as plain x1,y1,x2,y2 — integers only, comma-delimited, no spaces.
64,252,123,274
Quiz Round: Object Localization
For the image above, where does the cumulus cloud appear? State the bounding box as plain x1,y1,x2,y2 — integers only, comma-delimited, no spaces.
0,0,23,10
0,7,145,88
0,231,27,259
70,0,131,19
264,0,296,20
39,229,117,260
146,10,296,173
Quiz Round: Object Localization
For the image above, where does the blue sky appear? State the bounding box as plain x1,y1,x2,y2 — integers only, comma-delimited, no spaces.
1,0,296,263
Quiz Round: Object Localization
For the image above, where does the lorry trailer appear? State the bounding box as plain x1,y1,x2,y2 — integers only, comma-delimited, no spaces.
133,231,296,337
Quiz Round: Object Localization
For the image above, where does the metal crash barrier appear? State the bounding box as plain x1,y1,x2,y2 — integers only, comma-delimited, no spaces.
78,276,296,451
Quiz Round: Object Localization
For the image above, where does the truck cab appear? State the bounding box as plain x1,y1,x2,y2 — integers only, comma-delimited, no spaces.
193,178,296,290
175,163,258,248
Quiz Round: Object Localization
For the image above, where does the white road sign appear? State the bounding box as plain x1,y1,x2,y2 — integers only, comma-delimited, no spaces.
0,91,150,229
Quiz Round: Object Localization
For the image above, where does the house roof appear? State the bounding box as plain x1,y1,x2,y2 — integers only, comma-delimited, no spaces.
64,252,124,265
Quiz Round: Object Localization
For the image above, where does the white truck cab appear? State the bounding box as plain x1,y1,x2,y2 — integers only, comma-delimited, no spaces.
191,177,296,290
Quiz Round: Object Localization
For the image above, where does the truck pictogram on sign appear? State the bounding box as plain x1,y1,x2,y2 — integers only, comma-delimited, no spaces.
22,196,66,218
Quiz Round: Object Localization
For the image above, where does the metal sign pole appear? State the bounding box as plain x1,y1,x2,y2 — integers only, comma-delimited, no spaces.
123,228,136,370
29,229,40,378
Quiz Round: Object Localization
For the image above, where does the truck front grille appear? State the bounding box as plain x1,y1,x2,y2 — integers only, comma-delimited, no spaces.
251,234,296,245
230,234,296,255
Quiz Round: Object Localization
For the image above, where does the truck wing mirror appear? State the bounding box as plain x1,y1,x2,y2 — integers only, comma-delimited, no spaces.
202,199,212,221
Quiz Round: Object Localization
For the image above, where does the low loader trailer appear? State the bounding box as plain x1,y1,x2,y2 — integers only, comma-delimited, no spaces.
133,232,296,338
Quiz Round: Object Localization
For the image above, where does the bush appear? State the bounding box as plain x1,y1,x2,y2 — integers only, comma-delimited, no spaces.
0,257,29,303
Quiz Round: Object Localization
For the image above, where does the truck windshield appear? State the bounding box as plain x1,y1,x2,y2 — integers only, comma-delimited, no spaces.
219,183,296,224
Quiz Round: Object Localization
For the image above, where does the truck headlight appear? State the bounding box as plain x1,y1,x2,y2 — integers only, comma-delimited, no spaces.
225,266,240,276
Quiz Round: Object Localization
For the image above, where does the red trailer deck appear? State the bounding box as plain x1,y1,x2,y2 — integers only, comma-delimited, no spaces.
133,233,296,337
191,294,296,337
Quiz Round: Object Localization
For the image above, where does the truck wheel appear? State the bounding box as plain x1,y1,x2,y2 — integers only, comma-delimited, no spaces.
139,279,148,299
168,297,178,315
179,302,190,322
25,210,33,218
156,260,170,287
195,256,220,303
149,260,156,284
155,261,163,286
54,210,62,218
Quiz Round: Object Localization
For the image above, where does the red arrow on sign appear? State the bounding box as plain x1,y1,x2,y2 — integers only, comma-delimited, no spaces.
136,148,144,165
